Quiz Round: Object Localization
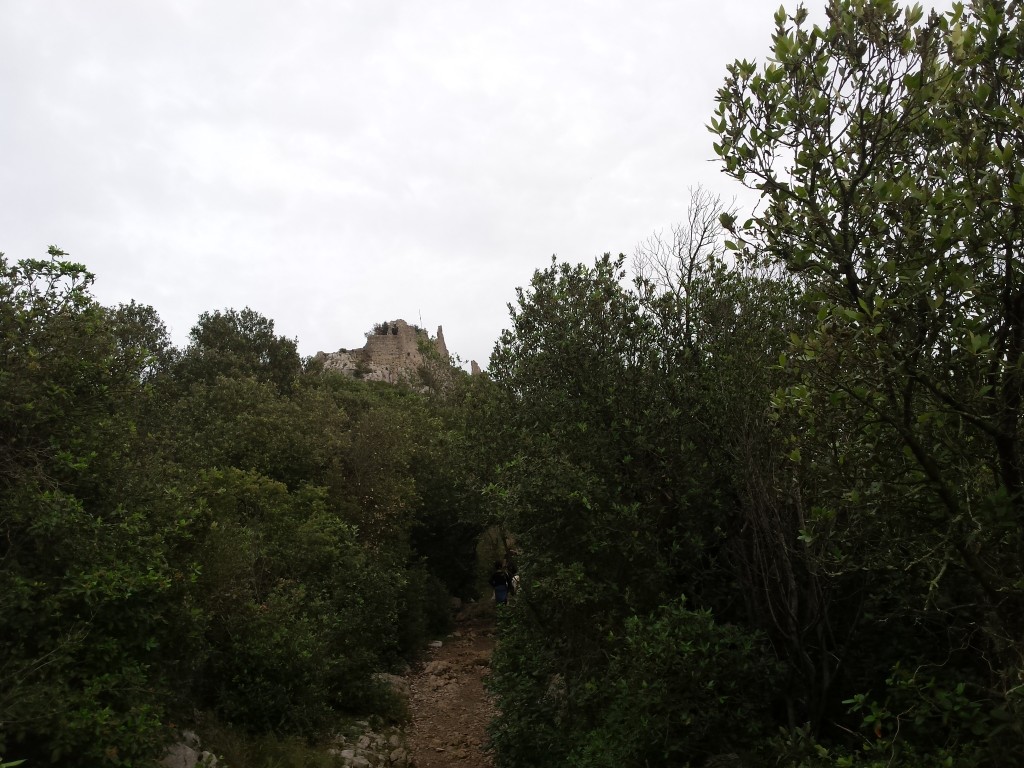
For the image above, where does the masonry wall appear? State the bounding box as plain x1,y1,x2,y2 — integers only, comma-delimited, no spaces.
315,319,449,384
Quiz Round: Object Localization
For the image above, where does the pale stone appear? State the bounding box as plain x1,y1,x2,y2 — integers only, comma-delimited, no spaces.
373,672,410,699
161,743,200,768
423,660,452,676
161,729,216,768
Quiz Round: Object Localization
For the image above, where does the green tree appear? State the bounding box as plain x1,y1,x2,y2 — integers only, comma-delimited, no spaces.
712,0,1024,760
0,250,494,760
176,307,301,395
0,249,189,764
189,467,398,732
485,237,794,766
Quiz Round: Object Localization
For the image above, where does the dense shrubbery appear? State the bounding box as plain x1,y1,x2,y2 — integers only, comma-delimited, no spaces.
5,4,1023,766
568,600,780,767
483,247,797,768
0,250,482,763
482,2,1024,766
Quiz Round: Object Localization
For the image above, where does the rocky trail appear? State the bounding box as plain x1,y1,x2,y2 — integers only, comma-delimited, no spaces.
161,602,501,768
405,601,498,768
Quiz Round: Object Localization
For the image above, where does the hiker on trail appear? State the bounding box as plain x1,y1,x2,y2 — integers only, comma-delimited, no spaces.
489,560,511,605
505,551,519,596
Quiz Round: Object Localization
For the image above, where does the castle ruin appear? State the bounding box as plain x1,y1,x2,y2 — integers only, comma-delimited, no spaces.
315,319,450,384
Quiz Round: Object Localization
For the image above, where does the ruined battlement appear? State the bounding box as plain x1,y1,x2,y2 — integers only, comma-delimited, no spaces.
315,319,450,384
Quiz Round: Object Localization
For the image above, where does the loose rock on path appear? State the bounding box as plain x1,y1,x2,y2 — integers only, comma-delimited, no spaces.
405,601,498,768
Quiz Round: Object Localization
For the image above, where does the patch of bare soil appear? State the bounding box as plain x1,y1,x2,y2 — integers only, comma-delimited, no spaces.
406,600,498,768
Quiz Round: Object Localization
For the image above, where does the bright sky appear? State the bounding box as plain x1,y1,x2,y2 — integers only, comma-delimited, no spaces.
1,0,834,369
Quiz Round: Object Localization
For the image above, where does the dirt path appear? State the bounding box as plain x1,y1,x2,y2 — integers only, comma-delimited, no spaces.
405,602,498,768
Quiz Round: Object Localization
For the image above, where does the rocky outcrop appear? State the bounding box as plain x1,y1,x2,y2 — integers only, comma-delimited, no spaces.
160,731,218,768
328,722,411,767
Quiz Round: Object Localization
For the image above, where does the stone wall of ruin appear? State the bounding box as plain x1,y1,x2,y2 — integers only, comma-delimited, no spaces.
315,319,449,384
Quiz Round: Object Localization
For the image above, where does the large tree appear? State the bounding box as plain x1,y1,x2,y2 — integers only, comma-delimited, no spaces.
176,307,302,394
485,228,797,766
0,250,189,763
713,0,1024,760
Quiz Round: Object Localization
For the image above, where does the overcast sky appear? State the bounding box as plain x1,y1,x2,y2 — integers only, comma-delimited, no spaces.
1,0,836,369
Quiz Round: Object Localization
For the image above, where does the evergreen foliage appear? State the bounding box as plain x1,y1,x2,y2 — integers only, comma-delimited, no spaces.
4,3,1023,765
483,240,797,768
0,249,483,763
481,2,1024,766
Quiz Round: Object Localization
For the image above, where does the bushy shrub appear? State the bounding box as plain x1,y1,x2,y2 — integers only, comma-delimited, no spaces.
569,598,780,767
190,468,395,732
396,562,454,658
759,664,1024,767
837,665,1023,768
488,607,570,768
0,252,492,758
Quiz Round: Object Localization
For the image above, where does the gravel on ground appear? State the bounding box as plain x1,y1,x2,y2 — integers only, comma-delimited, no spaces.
405,601,498,768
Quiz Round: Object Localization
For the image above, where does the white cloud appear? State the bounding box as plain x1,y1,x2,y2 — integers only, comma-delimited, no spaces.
0,0,838,367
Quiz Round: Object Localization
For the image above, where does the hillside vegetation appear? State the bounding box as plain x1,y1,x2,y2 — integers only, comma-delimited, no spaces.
3,1,1024,766
483,2,1024,766
0,252,486,764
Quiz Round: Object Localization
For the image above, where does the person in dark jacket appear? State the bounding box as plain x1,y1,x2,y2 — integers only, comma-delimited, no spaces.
489,561,511,605
505,551,519,595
